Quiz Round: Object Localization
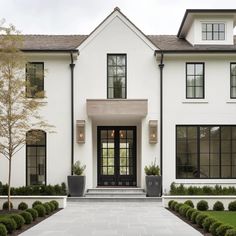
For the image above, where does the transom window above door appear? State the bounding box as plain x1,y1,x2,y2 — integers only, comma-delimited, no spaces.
107,54,126,99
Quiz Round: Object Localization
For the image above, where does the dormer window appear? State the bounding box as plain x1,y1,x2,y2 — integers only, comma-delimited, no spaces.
202,23,225,41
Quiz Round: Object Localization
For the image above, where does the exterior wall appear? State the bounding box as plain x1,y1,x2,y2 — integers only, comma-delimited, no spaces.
74,16,160,189
0,54,72,187
162,54,236,193
186,16,234,45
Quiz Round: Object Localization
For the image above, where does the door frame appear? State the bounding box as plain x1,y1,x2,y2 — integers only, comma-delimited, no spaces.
97,126,137,187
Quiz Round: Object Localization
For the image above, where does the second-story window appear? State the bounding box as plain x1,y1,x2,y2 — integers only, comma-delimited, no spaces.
107,54,126,99
186,63,204,99
231,63,236,98
202,23,225,40
26,62,44,98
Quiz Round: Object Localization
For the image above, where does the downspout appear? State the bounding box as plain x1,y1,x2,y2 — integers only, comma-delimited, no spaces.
70,52,75,175
158,52,164,195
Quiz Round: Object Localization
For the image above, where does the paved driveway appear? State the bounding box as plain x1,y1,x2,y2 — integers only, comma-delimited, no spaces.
21,202,202,236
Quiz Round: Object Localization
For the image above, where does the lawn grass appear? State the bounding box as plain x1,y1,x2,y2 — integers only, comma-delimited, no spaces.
206,211,236,228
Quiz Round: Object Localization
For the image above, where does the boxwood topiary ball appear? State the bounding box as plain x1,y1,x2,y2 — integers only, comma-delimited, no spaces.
18,202,28,211
197,200,209,211
20,211,33,225
26,208,38,221
9,214,25,229
33,204,46,217
0,223,7,236
213,201,224,211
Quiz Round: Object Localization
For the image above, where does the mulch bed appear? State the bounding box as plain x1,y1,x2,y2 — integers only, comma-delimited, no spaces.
0,209,62,236
167,208,212,236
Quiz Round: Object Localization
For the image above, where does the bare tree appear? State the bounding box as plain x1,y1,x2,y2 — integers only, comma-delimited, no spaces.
0,22,53,210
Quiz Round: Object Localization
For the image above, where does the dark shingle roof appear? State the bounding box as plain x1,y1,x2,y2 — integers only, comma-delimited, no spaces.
20,34,236,52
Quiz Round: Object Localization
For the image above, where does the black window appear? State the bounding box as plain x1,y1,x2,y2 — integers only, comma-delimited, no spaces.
26,62,44,98
176,125,236,179
107,54,126,99
26,130,46,185
186,63,204,99
230,63,236,98
202,23,225,40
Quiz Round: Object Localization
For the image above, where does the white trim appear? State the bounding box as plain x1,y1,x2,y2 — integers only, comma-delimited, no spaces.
182,99,208,104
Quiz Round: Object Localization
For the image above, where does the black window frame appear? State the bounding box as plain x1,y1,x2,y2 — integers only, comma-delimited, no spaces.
202,23,225,41
107,54,127,99
186,62,205,99
176,125,236,179
26,62,44,98
230,63,236,99
26,130,47,186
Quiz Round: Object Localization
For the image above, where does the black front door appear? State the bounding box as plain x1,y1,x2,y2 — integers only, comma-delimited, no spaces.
97,126,137,186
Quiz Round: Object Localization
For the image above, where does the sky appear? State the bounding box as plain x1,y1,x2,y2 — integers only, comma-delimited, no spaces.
0,0,236,35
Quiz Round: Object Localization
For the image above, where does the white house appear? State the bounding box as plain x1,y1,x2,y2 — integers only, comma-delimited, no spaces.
0,8,236,194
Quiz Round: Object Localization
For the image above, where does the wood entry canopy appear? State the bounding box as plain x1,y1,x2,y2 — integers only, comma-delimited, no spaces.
86,99,148,119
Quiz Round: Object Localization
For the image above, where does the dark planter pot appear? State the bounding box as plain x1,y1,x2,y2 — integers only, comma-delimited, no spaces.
145,175,162,197
67,175,86,197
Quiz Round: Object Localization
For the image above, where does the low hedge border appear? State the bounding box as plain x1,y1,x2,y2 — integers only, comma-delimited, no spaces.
168,199,236,236
0,200,59,235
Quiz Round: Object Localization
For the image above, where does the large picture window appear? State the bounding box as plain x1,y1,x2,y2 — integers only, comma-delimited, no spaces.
107,54,126,99
176,125,236,179
26,130,46,185
26,62,44,98
230,63,236,98
186,63,204,99
202,23,225,40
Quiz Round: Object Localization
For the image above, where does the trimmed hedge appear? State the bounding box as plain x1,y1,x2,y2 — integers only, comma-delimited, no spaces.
216,224,234,236
34,204,46,217
186,208,196,221
170,182,236,195
32,201,42,208
18,202,28,210
170,201,178,210
0,182,66,196
0,224,7,236
179,205,191,217
50,200,59,210
0,218,17,234
228,201,236,211
9,214,25,229
184,200,194,208
2,201,13,210
174,203,184,213
195,213,208,228
225,229,236,236
168,200,174,208
209,221,223,236
43,203,52,215
20,211,33,225
191,211,201,224
197,200,209,211
213,201,224,211
202,217,217,233
26,208,38,221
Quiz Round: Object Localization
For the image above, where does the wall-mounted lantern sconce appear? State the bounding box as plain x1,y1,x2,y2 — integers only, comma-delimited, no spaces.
76,120,85,144
149,120,158,144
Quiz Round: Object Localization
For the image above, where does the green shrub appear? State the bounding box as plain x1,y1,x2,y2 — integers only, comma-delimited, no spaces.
32,201,42,208
0,223,7,236
0,217,17,234
43,203,52,215
202,217,217,233
209,222,223,236
228,201,236,211
144,161,160,175
9,214,25,229
168,200,174,208
213,201,224,211
174,203,184,213
195,213,208,228
225,229,236,236
191,211,201,224
179,205,191,217
26,208,38,221
216,224,234,236
20,211,33,224
184,200,194,208
170,201,177,210
2,201,13,210
50,200,59,210
33,204,46,217
48,202,55,211
186,208,196,221
197,200,209,211
18,202,28,210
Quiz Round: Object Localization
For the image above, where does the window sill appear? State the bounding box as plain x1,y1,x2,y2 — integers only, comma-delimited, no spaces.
182,99,208,104
226,100,236,104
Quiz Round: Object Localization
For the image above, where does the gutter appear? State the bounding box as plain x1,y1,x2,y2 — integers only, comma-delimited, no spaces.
158,52,164,195
155,50,236,54
70,52,75,175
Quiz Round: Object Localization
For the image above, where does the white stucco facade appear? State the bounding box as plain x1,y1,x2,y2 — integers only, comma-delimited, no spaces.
0,8,236,194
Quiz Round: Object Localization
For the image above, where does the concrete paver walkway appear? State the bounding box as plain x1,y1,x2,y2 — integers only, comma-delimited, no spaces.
21,202,202,236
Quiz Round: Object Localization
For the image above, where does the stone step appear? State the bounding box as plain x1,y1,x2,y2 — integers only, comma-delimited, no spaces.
67,197,162,202
86,188,145,194
85,193,147,198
